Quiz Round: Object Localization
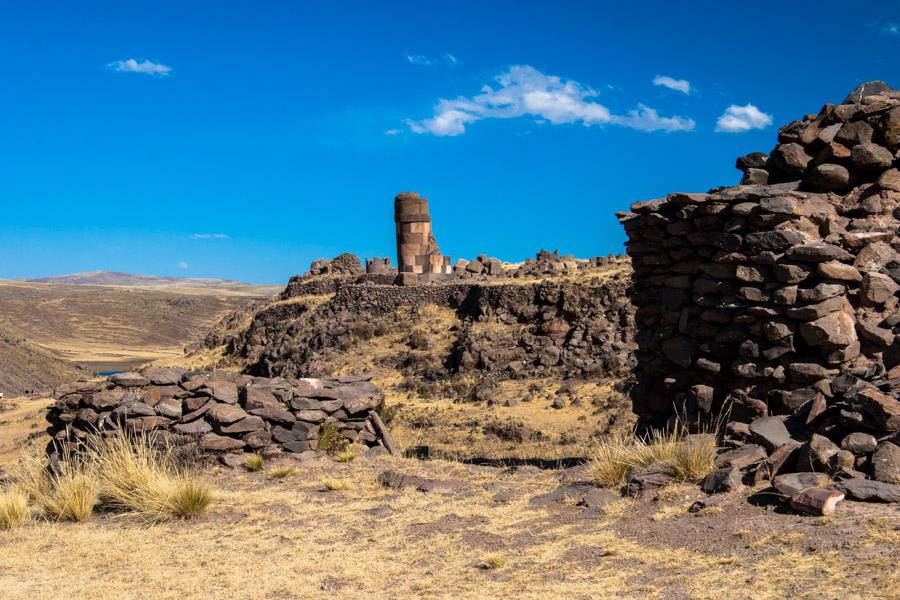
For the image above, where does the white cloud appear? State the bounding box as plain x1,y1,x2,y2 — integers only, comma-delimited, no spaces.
177,261,189,269
653,75,692,94
406,65,695,136
191,233,229,240
107,58,171,76
444,53,458,65
384,129,402,136
406,54,431,66
715,103,773,133
884,22,900,36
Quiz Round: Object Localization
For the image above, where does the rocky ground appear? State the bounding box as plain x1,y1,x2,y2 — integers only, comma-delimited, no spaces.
0,443,896,600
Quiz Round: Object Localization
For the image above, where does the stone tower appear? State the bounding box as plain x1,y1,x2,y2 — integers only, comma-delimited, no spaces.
394,192,451,276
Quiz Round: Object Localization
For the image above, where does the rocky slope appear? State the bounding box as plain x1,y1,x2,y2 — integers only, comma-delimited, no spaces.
0,331,87,396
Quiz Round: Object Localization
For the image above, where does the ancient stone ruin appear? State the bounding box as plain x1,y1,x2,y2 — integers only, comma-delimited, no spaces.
394,192,452,282
619,81,899,493
365,257,393,274
47,368,396,462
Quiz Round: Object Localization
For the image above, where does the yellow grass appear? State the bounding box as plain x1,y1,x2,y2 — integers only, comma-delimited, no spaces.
269,466,299,479
243,453,265,472
85,433,213,520
0,489,28,529
590,429,717,488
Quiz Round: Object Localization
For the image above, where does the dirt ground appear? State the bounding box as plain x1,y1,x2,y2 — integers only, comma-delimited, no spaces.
0,444,897,600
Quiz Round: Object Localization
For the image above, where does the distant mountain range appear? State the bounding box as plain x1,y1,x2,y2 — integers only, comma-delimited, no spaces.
26,270,250,287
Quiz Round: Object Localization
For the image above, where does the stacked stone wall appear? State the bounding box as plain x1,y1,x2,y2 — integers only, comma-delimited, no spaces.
619,82,900,483
47,368,395,461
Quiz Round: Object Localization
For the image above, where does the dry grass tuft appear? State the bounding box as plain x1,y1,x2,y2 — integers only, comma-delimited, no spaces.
322,478,350,491
0,488,29,529
11,450,97,522
84,433,212,520
590,428,717,488
244,453,265,472
269,466,299,479
334,446,359,463
478,553,507,570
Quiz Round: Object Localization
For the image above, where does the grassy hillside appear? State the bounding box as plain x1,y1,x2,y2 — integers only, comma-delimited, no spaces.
0,280,274,373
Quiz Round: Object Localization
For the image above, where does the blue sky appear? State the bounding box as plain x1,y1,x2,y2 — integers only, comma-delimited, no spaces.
3,1,900,283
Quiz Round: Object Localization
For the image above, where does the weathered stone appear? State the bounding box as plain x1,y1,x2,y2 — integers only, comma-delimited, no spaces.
841,432,878,454
248,407,296,427
795,434,840,472
834,478,900,502
772,472,830,498
295,409,327,423
784,243,853,263
111,372,150,387
200,433,245,452
816,261,861,281
715,444,767,469
771,143,811,176
201,381,239,404
872,442,900,484
141,367,185,386
851,142,894,170
806,163,851,191
860,272,899,305
172,419,213,435
745,230,807,252
786,296,844,320
749,416,795,451
207,403,249,425
626,464,673,496
701,466,743,494
798,310,857,347
848,388,900,432
219,415,266,435
241,386,282,411
789,487,844,516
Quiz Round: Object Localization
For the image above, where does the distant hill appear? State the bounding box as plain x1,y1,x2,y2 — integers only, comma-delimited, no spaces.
0,331,86,396
27,270,249,287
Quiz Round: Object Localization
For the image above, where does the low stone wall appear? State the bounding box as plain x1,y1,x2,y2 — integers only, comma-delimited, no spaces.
47,368,395,460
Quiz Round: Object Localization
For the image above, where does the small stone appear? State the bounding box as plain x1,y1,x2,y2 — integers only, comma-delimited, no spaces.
715,444,767,469
860,272,899,305
111,372,150,387
772,472,830,498
841,432,878,454
872,442,900,484
206,403,249,425
219,415,266,434
795,434,840,472
749,416,795,452
834,478,900,503
200,433,245,451
789,487,844,516
784,243,853,263
806,163,851,191
816,261,861,281
851,142,894,170
701,466,743,494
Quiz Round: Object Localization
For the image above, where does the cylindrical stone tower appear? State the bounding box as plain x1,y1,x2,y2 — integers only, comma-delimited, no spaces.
394,192,450,275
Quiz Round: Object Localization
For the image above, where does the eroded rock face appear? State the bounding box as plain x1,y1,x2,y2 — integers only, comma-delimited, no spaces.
620,81,900,483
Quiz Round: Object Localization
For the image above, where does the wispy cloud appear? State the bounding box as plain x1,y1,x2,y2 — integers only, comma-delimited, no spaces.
191,233,229,240
177,261,189,269
406,53,458,67
653,75,692,94
107,58,171,77
384,128,402,136
406,54,432,66
405,65,695,136
715,103,773,133
884,22,900,36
